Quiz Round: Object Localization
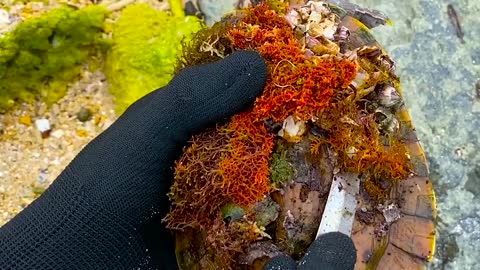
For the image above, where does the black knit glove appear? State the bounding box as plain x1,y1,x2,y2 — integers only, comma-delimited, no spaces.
0,51,267,270
263,232,357,270
0,50,357,270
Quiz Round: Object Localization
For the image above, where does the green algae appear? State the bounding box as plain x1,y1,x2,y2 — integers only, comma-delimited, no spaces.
269,144,294,187
0,5,110,112
104,3,203,114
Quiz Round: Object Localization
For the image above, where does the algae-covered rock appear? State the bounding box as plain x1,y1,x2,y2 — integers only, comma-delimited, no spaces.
0,5,109,112
104,4,203,114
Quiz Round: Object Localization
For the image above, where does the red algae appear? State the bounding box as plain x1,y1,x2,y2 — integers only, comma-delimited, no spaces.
166,2,434,269
164,3,357,231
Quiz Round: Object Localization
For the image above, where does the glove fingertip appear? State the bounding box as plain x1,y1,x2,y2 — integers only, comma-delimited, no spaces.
263,255,297,270
298,232,357,270
219,50,267,102
167,50,267,130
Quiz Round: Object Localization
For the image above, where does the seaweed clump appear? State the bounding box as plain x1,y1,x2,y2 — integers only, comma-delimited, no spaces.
164,2,357,267
0,5,109,112
104,3,203,114
312,97,411,199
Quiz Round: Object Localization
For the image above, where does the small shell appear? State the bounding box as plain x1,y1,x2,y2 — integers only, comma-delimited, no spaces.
346,146,358,158
278,116,307,143
357,46,382,58
285,8,301,28
305,35,321,48
377,85,401,108
377,203,401,224
308,10,322,24
306,1,330,15
374,109,400,134
310,36,340,56
335,26,350,43
379,54,396,72
307,14,337,39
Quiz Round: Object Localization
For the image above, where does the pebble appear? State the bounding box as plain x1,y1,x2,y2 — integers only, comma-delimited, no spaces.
18,115,32,126
34,118,51,138
50,129,64,139
76,129,88,137
36,169,48,184
34,118,50,133
77,107,92,122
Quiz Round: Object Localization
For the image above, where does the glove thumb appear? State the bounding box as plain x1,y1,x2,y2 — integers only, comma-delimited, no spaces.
263,232,357,270
123,50,267,136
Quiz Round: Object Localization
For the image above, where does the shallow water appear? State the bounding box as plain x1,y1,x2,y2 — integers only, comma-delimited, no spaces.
348,0,480,269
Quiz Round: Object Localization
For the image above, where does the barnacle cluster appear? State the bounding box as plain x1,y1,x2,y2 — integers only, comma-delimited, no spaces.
164,1,412,268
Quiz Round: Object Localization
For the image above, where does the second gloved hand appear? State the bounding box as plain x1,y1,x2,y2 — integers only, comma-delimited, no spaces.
263,232,357,270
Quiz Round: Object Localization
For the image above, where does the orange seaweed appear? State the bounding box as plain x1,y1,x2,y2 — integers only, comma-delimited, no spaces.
164,3,413,268
165,3,357,230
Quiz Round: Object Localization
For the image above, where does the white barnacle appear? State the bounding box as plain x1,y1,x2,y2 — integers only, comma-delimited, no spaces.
278,116,307,143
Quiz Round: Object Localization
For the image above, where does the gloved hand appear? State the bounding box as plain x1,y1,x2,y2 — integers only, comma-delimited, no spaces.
263,232,357,270
0,50,357,270
0,51,266,270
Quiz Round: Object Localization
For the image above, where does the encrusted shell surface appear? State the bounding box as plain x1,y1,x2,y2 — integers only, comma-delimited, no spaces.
172,1,436,269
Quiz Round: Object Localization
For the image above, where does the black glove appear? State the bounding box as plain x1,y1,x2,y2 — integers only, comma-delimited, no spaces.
263,232,357,270
0,50,357,270
0,51,267,270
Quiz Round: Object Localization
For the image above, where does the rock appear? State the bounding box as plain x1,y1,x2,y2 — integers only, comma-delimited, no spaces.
252,196,280,227
76,107,92,122
436,233,459,265
464,166,480,196
36,169,48,184
198,0,253,26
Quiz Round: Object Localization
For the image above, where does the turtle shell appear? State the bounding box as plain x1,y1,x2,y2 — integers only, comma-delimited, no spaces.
164,1,436,269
